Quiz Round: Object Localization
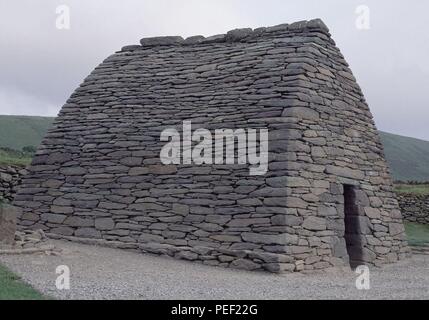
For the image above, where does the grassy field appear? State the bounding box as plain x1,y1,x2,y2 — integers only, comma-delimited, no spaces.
0,148,32,166
0,264,46,300
395,184,429,195
405,222,429,247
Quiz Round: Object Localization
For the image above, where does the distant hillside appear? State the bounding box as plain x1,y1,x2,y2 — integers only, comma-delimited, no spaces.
379,131,429,182
0,115,54,151
0,115,428,181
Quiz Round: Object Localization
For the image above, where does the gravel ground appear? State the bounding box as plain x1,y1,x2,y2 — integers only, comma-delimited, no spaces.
0,240,428,300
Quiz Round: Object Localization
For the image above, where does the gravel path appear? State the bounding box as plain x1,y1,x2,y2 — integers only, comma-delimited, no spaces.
1,240,428,300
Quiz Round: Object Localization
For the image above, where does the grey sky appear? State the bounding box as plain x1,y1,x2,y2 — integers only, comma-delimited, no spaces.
0,0,428,140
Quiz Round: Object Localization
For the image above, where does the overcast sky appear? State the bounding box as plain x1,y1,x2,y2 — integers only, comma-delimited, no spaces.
1,0,428,140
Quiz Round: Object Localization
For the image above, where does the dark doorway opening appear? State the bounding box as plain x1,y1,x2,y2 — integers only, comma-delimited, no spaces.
343,184,364,269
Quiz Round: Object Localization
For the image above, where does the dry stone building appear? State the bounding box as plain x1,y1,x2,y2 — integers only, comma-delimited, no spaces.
13,19,409,272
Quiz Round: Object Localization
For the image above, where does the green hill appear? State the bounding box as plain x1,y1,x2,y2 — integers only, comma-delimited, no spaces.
0,115,428,182
0,115,54,151
379,131,429,182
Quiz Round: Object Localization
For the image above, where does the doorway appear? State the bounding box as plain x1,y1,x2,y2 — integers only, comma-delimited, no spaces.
343,184,364,268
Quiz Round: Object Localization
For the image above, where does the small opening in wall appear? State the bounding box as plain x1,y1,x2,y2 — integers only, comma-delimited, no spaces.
343,184,364,269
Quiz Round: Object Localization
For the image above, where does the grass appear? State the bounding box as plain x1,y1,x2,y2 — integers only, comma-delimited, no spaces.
394,184,429,196
404,222,429,247
0,148,32,166
0,264,47,300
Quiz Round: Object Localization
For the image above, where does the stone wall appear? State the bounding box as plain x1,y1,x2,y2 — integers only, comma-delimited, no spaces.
0,165,27,202
397,194,429,224
13,19,409,272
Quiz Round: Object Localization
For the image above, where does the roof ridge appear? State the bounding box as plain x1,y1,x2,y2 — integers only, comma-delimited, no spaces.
121,18,330,51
